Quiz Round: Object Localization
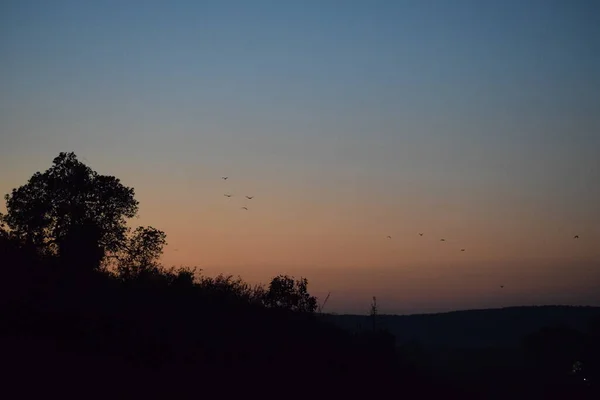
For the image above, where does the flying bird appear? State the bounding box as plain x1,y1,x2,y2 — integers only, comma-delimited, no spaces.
573,235,579,239
500,285,504,289
440,239,446,242
386,236,392,239
241,207,248,210
221,176,228,180
418,233,424,236
460,249,465,252
245,196,254,200
224,194,233,197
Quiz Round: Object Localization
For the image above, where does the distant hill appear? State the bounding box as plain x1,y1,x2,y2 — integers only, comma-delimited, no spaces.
321,306,600,350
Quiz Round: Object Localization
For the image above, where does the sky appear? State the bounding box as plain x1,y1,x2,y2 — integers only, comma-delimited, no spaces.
1,0,599,314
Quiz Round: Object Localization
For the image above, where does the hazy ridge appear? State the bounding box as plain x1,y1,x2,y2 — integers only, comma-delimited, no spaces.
323,305,600,349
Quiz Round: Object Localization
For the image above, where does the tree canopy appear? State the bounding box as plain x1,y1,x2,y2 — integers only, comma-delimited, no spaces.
264,275,318,313
0,152,164,271
115,226,168,280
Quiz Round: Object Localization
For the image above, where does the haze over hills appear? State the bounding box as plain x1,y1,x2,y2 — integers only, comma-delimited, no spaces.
323,305,600,349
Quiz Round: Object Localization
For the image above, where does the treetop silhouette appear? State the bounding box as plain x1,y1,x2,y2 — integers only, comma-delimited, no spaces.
264,275,318,313
0,152,164,271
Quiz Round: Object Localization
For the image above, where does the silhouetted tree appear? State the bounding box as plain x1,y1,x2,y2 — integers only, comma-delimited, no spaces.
263,275,317,313
114,226,167,280
1,152,139,270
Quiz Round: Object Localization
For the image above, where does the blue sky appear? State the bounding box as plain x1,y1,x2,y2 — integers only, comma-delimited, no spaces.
1,0,599,313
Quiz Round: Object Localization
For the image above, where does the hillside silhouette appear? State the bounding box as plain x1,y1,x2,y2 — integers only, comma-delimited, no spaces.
1,153,598,399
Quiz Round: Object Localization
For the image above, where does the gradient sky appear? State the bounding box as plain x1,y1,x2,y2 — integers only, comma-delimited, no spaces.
1,0,599,314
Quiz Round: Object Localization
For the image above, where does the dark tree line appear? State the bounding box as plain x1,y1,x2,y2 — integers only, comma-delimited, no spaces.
0,153,319,313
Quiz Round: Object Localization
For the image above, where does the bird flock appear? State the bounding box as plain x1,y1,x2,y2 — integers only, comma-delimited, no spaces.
221,176,254,211
383,223,580,290
217,176,582,291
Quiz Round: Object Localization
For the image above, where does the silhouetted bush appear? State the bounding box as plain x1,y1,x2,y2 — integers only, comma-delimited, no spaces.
263,274,318,313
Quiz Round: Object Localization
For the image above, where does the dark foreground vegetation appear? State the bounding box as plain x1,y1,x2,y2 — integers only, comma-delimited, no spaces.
1,153,598,399
327,306,600,399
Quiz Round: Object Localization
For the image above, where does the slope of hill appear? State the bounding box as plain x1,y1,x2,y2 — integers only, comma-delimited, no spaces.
322,306,600,349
